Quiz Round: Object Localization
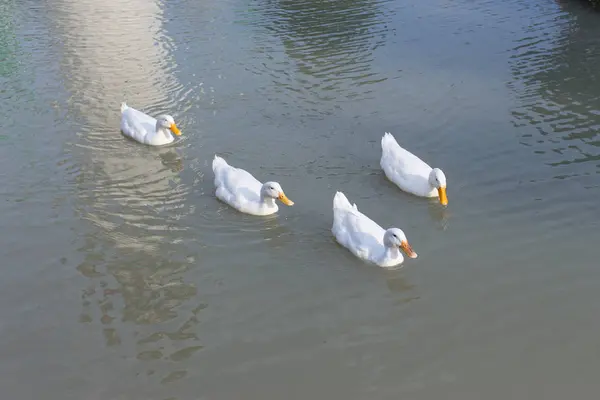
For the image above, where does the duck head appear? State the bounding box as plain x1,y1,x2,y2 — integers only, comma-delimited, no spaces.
261,181,294,206
383,228,418,258
428,168,448,206
156,115,181,136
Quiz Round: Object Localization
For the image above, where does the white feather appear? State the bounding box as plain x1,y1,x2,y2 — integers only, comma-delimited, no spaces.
332,191,415,268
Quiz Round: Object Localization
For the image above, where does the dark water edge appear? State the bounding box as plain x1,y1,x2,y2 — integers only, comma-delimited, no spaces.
569,0,600,9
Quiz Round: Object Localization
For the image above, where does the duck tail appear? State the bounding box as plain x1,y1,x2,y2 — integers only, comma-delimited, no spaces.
333,191,355,211
120,102,128,113
381,131,398,149
212,154,228,173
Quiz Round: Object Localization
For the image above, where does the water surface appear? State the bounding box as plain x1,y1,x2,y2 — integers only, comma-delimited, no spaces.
1,0,599,398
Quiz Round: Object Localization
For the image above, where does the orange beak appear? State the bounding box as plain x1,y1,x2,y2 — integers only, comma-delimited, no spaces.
437,187,448,206
400,241,418,259
170,123,181,136
278,192,294,206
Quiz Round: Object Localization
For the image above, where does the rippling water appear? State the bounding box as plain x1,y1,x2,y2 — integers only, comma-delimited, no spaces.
509,1,600,182
1,0,600,398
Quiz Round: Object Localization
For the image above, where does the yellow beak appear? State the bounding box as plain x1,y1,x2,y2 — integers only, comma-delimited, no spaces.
170,123,181,136
400,241,418,259
437,186,448,206
278,192,294,206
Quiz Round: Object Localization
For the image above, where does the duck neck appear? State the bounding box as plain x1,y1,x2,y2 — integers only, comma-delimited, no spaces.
378,246,403,266
155,127,173,141
259,194,277,209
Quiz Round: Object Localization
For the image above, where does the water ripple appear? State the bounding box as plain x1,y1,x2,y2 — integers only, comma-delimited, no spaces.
39,0,201,393
509,2,600,180
43,0,197,256
240,0,393,116
5,0,600,398
50,0,195,135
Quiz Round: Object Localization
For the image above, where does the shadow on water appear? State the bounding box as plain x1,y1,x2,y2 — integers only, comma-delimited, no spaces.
381,269,419,302
245,0,392,116
159,149,185,173
509,1,600,182
427,202,450,230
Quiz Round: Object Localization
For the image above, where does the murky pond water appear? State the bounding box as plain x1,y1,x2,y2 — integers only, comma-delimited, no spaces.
1,0,599,398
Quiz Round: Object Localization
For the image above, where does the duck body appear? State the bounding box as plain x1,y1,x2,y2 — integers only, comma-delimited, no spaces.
212,155,294,216
380,132,448,205
120,102,181,146
332,191,417,268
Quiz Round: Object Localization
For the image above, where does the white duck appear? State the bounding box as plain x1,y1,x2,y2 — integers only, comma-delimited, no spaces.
332,191,417,268
212,155,294,216
380,132,448,206
120,102,181,146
